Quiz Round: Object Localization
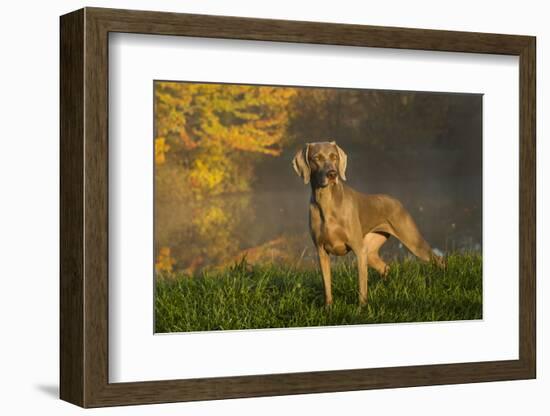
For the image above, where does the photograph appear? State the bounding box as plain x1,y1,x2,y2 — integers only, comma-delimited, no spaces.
54,5,538,409
153,81,483,333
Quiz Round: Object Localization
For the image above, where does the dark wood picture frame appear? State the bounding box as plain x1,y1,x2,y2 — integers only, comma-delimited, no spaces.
60,7,536,408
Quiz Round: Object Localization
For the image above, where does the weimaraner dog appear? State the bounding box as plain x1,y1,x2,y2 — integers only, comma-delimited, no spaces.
293,141,445,306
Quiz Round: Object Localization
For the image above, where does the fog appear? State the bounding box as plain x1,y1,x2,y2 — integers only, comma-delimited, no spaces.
155,85,482,274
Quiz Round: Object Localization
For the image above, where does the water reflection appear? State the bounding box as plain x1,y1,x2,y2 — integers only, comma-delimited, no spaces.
156,176,481,274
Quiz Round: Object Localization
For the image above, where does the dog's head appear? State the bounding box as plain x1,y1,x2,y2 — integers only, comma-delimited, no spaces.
292,141,347,187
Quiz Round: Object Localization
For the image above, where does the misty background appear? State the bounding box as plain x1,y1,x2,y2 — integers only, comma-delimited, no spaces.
154,82,482,275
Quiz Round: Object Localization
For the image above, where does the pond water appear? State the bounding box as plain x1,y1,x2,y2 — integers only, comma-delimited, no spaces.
156,175,481,274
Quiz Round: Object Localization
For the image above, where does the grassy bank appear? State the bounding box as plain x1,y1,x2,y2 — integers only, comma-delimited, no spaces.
155,253,482,333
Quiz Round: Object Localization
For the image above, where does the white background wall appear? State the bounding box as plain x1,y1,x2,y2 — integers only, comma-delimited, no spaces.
0,0,546,414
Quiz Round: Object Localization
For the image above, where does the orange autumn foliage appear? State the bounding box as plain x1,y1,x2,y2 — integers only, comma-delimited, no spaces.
154,82,296,194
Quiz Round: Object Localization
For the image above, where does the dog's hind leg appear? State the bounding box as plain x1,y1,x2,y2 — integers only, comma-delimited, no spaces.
386,209,440,265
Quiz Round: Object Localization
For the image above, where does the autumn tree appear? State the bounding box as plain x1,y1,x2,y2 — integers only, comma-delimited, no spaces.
155,82,296,196
154,82,297,273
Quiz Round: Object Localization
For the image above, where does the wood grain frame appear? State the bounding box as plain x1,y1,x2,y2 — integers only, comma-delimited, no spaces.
60,7,536,408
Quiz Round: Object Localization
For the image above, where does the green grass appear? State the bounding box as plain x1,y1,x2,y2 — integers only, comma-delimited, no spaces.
155,253,482,332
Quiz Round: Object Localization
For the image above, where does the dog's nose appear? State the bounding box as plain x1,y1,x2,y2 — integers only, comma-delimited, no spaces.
327,170,338,180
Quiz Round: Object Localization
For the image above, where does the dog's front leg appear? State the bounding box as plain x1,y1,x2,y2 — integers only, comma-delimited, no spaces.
316,247,333,306
349,243,368,306
357,251,368,306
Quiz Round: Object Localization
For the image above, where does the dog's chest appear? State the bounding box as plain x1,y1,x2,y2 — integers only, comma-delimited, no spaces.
309,205,350,256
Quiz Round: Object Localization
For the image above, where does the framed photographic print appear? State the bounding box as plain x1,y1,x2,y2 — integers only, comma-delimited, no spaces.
60,7,536,408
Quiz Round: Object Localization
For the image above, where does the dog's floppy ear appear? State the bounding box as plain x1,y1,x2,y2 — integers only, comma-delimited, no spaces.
292,143,311,184
332,142,347,181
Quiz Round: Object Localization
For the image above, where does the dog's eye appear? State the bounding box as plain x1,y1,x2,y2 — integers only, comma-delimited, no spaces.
313,155,324,162
329,153,337,160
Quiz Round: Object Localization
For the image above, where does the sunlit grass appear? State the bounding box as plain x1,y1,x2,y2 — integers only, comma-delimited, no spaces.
155,253,482,332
